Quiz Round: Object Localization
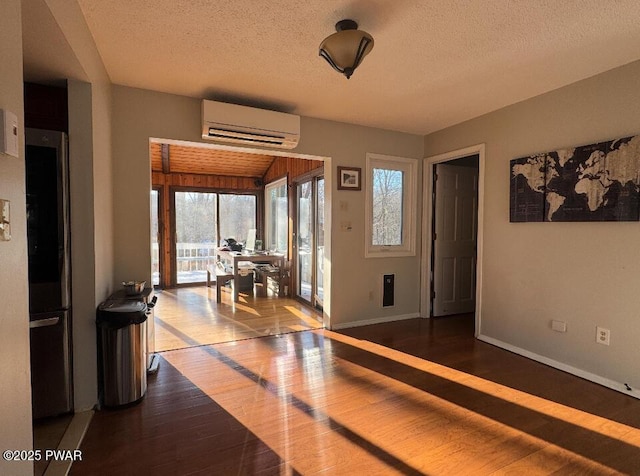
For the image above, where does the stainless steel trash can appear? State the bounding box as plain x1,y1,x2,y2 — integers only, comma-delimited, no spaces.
96,300,148,407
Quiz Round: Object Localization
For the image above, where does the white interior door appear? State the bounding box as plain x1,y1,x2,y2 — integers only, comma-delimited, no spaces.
432,163,478,316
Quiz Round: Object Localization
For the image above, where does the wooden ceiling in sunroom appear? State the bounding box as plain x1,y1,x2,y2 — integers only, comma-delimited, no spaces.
150,143,277,178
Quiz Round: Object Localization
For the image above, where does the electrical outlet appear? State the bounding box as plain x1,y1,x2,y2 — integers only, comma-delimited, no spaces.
596,326,610,346
551,320,567,332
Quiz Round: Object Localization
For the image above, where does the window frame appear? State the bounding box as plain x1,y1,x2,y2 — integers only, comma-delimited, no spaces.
264,176,288,256
365,153,417,258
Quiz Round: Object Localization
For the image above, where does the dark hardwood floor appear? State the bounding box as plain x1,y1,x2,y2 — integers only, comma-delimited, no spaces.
72,314,640,475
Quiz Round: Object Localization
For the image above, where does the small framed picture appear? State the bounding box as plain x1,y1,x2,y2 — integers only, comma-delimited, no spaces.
337,166,362,191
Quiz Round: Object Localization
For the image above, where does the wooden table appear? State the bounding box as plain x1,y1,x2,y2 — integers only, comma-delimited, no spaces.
215,249,285,302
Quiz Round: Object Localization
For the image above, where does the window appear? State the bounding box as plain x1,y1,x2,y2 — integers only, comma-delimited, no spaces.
218,193,256,243
265,177,288,255
365,153,417,257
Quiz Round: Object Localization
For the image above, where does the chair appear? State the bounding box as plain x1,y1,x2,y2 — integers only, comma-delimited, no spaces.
206,263,233,302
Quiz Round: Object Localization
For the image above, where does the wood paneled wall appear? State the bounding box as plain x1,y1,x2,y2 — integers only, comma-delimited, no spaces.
152,172,262,190
263,157,323,184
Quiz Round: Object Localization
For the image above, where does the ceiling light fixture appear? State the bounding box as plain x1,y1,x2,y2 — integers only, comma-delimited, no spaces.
319,19,374,79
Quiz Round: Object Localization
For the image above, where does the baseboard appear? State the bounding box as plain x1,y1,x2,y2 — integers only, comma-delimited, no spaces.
477,334,639,400
44,410,94,476
331,312,421,330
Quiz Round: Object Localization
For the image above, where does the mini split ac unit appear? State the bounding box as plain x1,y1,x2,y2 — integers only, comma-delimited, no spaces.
201,100,300,149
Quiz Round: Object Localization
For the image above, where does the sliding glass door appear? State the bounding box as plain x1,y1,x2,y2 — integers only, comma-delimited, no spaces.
174,191,218,284
265,178,288,254
171,189,257,285
295,175,324,309
151,189,161,286
316,178,325,305
297,181,313,302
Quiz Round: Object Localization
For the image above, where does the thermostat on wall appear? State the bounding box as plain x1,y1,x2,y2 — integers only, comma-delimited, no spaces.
0,109,19,158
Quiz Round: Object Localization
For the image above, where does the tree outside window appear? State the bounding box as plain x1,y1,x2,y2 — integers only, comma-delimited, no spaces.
219,194,256,243
365,153,417,257
265,178,288,255
372,168,404,246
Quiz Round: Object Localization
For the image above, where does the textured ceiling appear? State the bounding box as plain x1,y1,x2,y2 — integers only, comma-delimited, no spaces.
40,1,640,135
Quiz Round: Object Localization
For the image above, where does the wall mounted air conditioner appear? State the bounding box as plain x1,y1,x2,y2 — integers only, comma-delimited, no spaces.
201,100,300,149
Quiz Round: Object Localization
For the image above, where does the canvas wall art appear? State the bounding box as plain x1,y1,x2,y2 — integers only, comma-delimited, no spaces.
510,135,640,222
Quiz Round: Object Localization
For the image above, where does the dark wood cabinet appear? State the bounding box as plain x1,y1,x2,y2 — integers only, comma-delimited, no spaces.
24,82,68,132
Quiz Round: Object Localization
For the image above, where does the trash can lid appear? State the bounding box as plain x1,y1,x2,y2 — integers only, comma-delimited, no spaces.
96,300,147,328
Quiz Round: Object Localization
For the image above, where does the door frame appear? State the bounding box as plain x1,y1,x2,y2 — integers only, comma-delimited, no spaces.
151,186,165,288
420,144,485,336
148,138,332,326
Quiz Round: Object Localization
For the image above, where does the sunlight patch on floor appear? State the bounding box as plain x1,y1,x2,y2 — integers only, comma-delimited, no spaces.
162,327,640,474
230,301,262,316
153,287,323,351
162,344,411,474
321,330,640,447
284,305,323,328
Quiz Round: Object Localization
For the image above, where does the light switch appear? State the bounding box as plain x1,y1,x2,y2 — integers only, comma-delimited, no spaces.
0,199,10,241
340,200,348,211
0,109,19,158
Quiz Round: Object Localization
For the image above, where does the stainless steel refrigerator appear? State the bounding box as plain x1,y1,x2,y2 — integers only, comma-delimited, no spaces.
26,128,73,420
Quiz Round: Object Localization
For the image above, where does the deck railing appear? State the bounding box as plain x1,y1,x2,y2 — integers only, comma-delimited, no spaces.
152,242,219,284
175,242,218,271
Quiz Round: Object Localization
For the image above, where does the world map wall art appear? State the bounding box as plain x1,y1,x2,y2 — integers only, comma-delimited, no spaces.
510,135,640,222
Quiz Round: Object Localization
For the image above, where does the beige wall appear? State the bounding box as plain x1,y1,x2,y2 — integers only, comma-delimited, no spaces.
67,77,113,412
297,116,424,327
111,86,424,328
67,80,98,411
81,75,114,410
30,1,115,410
0,2,33,474
424,60,640,393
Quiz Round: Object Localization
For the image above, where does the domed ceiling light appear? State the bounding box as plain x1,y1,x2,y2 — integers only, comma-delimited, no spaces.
319,19,374,79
